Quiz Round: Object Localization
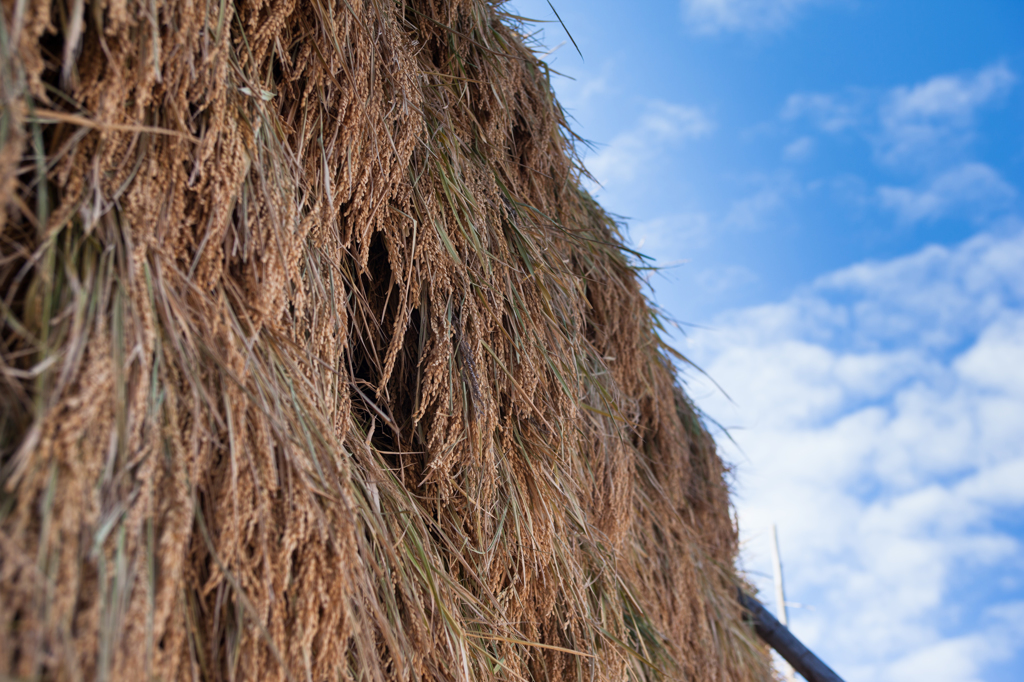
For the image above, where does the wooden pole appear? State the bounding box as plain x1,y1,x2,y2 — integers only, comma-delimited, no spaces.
738,590,846,682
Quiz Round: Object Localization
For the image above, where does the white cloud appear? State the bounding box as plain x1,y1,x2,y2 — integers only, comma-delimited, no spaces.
884,64,1016,124
722,176,802,231
575,75,608,105
878,64,1016,165
724,187,786,229
955,315,1024,398
557,74,608,111
555,60,615,112
682,224,1024,681
779,64,1016,170
586,101,712,186
696,264,758,293
782,92,861,132
878,163,1016,223
783,136,815,161
682,0,822,34
629,213,711,256
625,179,801,266
883,602,1024,682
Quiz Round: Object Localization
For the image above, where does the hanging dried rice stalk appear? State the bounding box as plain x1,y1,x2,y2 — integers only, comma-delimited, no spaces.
0,0,770,679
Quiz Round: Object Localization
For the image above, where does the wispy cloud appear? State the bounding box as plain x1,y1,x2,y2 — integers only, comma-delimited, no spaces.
696,264,758,293
629,213,711,256
683,223,1024,681
781,91,862,132
556,60,615,111
882,604,1024,682
878,163,1017,224
682,0,823,34
878,64,1016,165
724,187,786,229
586,101,713,186
722,176,802,230
783,136,815,161
779,64,1017,169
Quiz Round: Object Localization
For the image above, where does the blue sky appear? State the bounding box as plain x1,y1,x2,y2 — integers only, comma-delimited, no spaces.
508,1,1024,680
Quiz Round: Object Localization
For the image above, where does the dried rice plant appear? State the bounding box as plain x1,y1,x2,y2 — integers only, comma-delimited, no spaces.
0,0,771,679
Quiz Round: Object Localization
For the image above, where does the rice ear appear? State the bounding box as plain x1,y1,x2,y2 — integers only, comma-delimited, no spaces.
0,1,771,681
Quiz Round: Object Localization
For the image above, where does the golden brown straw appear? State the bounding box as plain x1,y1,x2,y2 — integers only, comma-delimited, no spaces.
0,0,770,679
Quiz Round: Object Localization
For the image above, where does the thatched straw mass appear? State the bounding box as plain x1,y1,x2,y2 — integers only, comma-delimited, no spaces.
0,0,770,680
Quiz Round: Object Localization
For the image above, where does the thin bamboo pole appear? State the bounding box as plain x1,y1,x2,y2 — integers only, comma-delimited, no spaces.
771,524,796,681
